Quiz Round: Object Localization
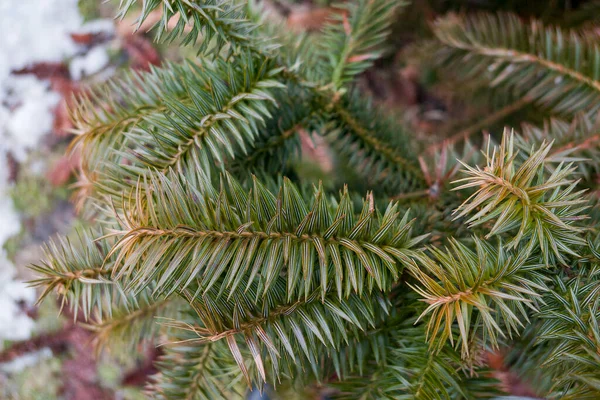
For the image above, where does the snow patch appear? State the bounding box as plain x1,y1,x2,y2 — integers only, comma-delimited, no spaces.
70,46,110,80
0,0,114,342
1,77,61,162
0,348,53,373
0,0,82,79
80,19,116,35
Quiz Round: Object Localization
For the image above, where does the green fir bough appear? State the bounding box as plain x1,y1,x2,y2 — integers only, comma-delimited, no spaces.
30,1,600,398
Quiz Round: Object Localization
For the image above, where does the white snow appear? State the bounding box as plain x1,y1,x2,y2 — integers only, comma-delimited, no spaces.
2,77,61,162
0,348,53,373
0,265,37,342
0,0,114,343
79,19,116,35
0,0,82,79
70,46,110,80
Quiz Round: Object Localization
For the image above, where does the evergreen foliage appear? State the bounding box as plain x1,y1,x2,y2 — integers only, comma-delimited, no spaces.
430,12,600,118
29,1,600,398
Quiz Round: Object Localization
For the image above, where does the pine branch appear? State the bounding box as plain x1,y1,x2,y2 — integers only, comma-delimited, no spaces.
536,270,600,399
255,0,401,89
75,54,284,203
114,0,270,57
453,130,589,265
406,139,482,204
408,237,547,357
331,326,464,400
269,22,426,195
256,13,323,83
327,293,500,399
70,62,193,209
71,63,178,137
322,92,428,195
126,56,281,170
227,84,318,174
518,113,600,180
252,1,423,193
31,1,600,398
107,170,425,301
318,0,403,91
499,322,554,397
28,230,180,352
432,12,600,117
163,280,391,385
78,0,421,204
275,288,413,387
70,61,194,161
150,337,246,399
87,290,179,353
28,230,119,321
